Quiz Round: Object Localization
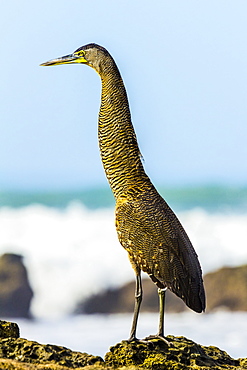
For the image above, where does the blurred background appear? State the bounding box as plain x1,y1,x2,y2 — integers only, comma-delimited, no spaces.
0,0,247,360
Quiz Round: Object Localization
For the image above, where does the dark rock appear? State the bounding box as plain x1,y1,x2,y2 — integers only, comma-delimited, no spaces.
76,264,247,314
0,320,246,370
0,320,19,339
0,253,33,318
204,264,247,311
76,279,186,314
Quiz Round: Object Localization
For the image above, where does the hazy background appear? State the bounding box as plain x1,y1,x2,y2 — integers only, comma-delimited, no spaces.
1,0,247,191
1,2,247,359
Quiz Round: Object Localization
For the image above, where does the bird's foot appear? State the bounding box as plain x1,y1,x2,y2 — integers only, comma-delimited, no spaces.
126,335,138,342
126,336,155,346
143,334,171,346
126,334,171,347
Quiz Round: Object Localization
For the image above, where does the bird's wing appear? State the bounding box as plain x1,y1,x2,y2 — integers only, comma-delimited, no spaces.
115,189,205,312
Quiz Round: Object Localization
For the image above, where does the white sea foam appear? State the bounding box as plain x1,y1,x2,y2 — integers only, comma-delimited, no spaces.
0,203,247,318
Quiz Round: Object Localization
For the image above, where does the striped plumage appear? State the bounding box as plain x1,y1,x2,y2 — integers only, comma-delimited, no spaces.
41,43,206,341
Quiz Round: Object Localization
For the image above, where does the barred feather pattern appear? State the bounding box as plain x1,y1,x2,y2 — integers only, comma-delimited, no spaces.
95,46,205,313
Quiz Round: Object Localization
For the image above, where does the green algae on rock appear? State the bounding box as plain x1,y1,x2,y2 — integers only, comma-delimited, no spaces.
104,336,245,369
0,358,109,370
0,337,103,368
0,320,19,339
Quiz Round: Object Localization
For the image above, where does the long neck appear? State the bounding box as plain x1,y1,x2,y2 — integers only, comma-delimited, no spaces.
98,61,149,199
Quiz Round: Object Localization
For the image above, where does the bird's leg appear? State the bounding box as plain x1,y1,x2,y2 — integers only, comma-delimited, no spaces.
128,272,142,341
144,287,170,345
158,287,166,337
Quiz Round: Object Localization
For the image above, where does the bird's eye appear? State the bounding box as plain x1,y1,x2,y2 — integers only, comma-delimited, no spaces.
76,51,85,57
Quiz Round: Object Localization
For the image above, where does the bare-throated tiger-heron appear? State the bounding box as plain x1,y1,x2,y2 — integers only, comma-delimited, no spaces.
41,43,206,342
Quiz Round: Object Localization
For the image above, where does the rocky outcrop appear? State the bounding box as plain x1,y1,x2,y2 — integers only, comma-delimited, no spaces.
76,279,186,315
203,264,247,311
76,264,247,314
0,320,246,370
105,337,246,369
0,253,33,318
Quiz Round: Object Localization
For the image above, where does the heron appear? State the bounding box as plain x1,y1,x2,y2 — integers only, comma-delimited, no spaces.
41,43,205,342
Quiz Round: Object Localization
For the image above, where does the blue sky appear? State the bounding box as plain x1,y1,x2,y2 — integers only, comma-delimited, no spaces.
1,1,247,190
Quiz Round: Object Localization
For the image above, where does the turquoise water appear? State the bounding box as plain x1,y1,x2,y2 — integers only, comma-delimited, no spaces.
1,185,247,212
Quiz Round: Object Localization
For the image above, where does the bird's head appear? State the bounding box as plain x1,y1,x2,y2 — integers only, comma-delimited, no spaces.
40,43,112,75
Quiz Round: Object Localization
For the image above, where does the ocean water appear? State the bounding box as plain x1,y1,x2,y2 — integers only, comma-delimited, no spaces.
0,185,247,358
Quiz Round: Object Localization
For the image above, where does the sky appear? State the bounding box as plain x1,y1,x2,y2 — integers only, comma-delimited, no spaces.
1,1,247,190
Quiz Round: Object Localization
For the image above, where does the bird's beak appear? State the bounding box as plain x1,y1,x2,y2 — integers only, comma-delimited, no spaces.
40,53,86,66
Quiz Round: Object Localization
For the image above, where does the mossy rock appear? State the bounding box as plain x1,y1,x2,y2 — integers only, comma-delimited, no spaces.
0,358,109,369
0,320,20,339
104,336,245,369
0,337,103,368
